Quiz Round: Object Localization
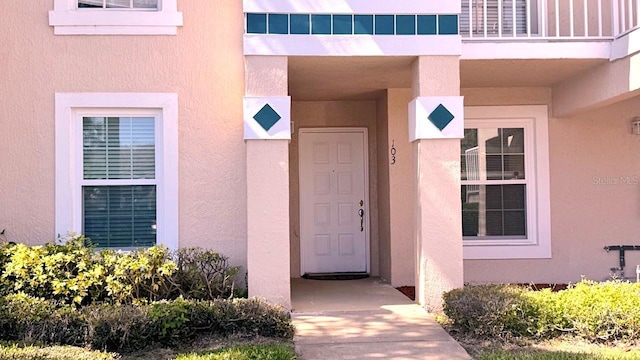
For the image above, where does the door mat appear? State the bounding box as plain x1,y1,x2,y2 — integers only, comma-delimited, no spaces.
302,273,369,280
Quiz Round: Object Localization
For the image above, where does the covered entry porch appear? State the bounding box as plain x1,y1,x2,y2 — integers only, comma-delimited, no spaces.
244,54,464,312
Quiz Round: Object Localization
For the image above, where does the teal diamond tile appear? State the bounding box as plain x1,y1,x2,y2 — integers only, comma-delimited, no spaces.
428,104,454,131
254,104,281,131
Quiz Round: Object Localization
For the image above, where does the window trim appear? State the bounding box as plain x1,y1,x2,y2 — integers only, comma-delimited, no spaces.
463,105,551,260
55,93,178,250
49,0,183,35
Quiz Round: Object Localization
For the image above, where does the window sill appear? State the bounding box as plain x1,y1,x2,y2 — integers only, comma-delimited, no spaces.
48,10,183,35
464,242,551,259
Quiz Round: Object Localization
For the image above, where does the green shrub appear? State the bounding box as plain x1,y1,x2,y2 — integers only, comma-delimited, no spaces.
99,246,177,303
0,294,293,353
170,248,240,300
0,236,104,305
0,344,119,360
549,280,640,342
443,281,640,343
0,242,11,295
147,298,193,345
232,298,295,339
0,239,242,304
84,303,152,352
443,284,539,339
0,293,88,346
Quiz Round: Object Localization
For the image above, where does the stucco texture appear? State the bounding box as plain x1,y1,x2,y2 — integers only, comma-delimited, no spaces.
0,1,248,269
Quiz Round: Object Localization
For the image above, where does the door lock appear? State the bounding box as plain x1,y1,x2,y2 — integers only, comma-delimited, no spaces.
358,208,364,232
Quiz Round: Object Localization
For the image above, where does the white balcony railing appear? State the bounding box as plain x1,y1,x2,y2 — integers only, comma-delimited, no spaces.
461,0,640,40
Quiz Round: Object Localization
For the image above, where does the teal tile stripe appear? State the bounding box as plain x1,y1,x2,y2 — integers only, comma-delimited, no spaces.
246,13,459,35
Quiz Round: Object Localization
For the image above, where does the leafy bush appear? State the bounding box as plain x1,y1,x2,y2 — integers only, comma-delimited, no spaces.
0,242,11,295
99,246,177,303
0,344,119,360
148,298,193,346
0,236,104,305
0,294,293,353
0,293,87,346
545,280,640,342
0,237,241,304
443,280,640,343
170,248,240,300
84,303,152,352
443,284,539,339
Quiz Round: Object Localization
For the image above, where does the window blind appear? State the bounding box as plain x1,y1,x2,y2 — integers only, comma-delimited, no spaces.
82,116,157,248
461,127,527,239
83,117,155,180
83,185,157,248
78,0,158,9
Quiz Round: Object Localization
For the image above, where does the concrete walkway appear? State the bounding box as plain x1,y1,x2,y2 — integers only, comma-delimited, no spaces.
291,278,472,360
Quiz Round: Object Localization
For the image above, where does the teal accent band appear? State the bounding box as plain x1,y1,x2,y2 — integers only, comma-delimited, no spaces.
417,15,437,35
268,14,288,34
333,15,353,35
396,15,416,35
311,14,331,34
247,13,267,34
354,15,373,34
290,14,310,34
246,13,458,35
374,15,394,35
438,15,459,35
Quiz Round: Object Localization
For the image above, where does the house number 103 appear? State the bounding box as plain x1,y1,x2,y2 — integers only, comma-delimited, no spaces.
390,140,396,165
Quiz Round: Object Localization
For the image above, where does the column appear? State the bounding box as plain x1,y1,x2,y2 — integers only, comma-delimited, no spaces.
244,56,291,309
410,56,464,312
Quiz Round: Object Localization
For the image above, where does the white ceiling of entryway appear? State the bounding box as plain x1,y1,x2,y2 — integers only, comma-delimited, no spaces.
287,56,606,101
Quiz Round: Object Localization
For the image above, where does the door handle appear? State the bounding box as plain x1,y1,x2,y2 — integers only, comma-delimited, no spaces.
358,208,364,232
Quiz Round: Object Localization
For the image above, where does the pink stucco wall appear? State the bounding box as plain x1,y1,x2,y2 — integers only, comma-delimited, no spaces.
0,2,248,269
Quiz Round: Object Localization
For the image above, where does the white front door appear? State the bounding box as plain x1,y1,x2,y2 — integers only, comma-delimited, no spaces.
299,128,369,275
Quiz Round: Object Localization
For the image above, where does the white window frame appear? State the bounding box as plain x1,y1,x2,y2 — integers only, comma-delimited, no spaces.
55,93,179,250
463,105,550,259
49,0,183,35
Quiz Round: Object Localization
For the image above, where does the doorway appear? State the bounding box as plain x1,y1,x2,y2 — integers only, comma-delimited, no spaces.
298,128,370,275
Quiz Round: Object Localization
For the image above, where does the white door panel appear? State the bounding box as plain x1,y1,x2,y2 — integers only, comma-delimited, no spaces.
300,129,368,274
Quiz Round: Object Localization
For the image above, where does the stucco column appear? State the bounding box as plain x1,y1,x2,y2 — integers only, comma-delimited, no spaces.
411,56,464,312
244,56,291,309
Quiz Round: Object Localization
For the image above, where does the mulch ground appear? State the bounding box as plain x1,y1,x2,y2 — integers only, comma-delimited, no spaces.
395,283,567,302
395,286,415,301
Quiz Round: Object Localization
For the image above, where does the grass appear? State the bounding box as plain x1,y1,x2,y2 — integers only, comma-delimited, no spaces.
453,336,640,360
176,343,296,360
0,344,119,360
0,338,296,360
479,348,640,360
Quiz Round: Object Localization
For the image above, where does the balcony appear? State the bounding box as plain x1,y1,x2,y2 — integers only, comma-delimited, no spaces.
243,0,640,60
460,0,639,40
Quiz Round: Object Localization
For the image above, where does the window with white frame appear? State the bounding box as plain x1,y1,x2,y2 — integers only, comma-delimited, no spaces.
55,93,178,250
49,0,183,35
462,106,550,259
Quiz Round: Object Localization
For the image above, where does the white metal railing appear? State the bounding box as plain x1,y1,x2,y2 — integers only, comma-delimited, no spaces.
461,0,640,40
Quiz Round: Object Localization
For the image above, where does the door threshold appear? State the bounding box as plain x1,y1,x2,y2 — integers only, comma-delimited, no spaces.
302,272,369,280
